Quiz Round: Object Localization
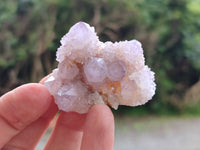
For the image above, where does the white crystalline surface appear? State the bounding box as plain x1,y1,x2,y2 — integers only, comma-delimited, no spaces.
44,22,156,113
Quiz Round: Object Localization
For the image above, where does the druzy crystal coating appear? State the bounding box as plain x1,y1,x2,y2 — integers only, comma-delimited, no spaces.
44,22,156,113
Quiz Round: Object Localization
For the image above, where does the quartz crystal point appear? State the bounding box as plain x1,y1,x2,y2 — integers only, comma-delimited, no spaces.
44,22,156,113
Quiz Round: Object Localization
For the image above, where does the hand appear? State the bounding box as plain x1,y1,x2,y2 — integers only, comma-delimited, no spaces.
0,83,114,150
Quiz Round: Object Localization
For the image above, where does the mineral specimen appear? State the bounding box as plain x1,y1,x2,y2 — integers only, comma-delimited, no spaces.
44,22,156,113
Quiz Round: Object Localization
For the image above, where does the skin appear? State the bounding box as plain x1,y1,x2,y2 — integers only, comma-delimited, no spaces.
0,78,114,150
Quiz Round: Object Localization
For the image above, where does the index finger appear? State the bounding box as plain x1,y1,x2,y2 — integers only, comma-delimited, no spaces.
0,83,53,148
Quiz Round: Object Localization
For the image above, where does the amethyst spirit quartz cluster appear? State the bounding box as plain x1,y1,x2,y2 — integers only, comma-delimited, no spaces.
44,22,156,113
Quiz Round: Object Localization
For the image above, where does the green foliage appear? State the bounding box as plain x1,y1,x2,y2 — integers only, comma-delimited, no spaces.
182,0,200,70
187,0,200,15
0,0,17,27
0,0,200,115
183,100,200,116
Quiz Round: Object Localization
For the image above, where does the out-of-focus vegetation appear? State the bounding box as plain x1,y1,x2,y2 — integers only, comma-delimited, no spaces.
0,0,200,115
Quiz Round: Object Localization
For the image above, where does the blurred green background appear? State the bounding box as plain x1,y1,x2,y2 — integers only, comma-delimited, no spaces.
0,0,200,116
